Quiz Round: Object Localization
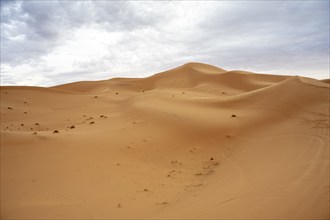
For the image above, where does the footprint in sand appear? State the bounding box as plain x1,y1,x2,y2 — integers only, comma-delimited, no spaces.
156,202,169,205
167,169,182,177
189,147,197,153
170,160,183,166
195,159,220,176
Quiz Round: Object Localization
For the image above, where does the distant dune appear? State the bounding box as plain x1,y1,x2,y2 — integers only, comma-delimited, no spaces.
1,62,329,219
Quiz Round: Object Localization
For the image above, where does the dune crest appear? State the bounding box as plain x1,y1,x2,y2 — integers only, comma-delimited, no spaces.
1,63,329,219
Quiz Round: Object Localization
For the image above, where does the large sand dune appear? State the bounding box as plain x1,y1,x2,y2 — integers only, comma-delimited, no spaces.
1,62,329,219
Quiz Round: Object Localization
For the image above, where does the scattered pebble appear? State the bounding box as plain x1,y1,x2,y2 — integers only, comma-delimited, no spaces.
89,121,95,124
7,107,13,110
70,125,75,129
53,130,59,133
231,114,237,117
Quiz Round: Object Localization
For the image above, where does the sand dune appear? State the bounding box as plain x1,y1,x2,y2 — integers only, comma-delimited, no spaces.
1,62,329,219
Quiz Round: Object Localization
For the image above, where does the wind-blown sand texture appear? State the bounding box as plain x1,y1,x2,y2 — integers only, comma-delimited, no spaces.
1,62,329,219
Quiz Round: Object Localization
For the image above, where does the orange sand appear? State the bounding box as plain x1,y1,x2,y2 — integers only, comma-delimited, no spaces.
1,62,329,219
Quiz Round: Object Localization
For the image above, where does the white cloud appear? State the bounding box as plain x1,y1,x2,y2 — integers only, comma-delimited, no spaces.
0,1,329,86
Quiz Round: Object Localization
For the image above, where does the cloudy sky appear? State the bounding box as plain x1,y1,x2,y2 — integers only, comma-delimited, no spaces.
1,1,329,86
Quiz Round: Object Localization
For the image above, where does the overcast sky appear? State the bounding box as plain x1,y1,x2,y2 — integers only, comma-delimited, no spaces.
1,1,329,86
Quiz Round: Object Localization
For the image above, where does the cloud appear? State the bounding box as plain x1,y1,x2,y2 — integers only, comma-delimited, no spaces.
1,1,329,86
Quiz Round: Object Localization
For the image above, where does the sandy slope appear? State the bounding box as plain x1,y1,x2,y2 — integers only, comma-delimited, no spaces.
1,62,329,219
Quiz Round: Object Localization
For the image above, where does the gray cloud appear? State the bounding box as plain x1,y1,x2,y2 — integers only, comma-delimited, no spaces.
1,1,329,86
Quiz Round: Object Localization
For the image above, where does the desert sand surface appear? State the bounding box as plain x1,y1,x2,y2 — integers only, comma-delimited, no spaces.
1,62,329,219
